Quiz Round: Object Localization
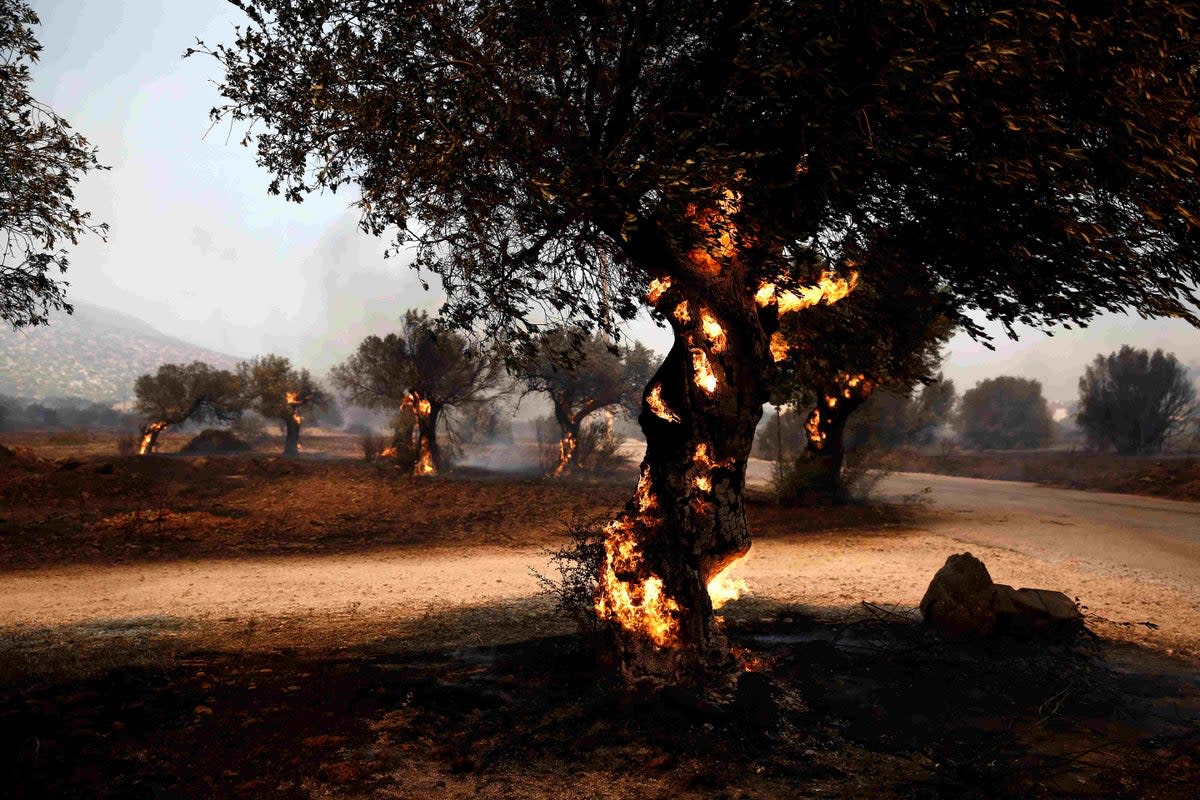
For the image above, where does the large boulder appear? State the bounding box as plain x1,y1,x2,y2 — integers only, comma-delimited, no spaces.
920,553,997,638
921,552,1085,639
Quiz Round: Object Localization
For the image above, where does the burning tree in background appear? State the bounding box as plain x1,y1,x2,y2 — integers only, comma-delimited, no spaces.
199,1,1200,682
237,354,330,456
518,329,654,476
331,310,503,475
0,0,108,330
770,265,956,502
132,361,242,455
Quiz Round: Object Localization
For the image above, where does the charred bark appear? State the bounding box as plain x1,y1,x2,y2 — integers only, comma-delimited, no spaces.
597,276,771,683
795,380,873,504
283,415,301,456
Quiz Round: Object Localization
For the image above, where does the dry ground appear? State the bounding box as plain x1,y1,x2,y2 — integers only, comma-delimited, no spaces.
1,431,1198,798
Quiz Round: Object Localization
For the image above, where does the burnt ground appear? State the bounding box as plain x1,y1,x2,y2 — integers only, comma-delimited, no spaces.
1,610,1197,800
1,436,1198,798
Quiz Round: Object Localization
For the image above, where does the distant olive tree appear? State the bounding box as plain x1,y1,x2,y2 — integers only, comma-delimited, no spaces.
331,310,503,474
133,362,242,454
237,354,330,456
958,377,1053,450
1076,346,1197,455
518,329,652,475
1,0,108,328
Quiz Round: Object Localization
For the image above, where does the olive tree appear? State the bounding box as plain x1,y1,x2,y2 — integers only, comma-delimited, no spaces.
132,362,242,454
518,329,654,475
959,377,1053,450
238,354,330,456
1,0,107,328
196,1,1200,682
331,310,502,474
1077,346,1197,454
772,266,956,501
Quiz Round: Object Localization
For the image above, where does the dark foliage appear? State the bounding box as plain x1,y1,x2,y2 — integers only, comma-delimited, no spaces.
959,376,1053,450
0,394,133,430
0,0,108,328
1077,346,1197,455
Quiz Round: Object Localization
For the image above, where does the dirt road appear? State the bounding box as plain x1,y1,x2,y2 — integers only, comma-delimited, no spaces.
2,469,1199,661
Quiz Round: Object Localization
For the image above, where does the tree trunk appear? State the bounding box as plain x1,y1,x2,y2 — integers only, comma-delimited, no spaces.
596,278,771,683
417,403,442,474
138,421,167,455
551,399,582,476
284,415,301,456
795,379,872,504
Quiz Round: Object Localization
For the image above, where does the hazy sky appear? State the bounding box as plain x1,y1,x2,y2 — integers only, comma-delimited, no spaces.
21,0,1200,403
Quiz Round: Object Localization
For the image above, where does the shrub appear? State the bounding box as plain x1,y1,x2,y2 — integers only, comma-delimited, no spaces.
531,518,607,636
180,429,252,454
359,431,387,461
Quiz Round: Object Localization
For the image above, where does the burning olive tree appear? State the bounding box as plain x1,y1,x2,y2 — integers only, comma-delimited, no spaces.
132,361,243,454
331,310,503,475
196,1,1200,682
772,265,956,502
237,354,330,456
518,329,652,476
0,0,107,329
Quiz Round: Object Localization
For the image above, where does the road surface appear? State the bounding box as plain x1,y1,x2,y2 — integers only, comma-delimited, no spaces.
2,469,1199,662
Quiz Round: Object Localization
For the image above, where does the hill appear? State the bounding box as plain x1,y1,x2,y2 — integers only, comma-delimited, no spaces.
0,304,242,402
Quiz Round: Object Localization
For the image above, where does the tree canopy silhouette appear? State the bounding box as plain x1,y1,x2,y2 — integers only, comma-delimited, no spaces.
331,310,503,474
238,354,330,456
1077,346,1197,454
1,0,107,328
196,0,1200,681
959,376,1053,451
133,361,242,454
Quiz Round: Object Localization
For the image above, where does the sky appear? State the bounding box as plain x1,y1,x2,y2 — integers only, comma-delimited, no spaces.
19,0,1200,404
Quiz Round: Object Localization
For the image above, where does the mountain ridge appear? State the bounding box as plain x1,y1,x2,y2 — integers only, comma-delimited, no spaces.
0,302,243,402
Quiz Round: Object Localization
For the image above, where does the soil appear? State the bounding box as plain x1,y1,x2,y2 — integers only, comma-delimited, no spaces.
1,432,1198,798
885,447,1200,502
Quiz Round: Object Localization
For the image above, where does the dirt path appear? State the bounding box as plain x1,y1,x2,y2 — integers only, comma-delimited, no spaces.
3,523,1197,661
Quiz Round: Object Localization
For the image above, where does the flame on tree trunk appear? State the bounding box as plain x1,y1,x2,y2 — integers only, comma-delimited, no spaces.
284,392,304,456
799,375,874,502
401,392,439,475
594,192,859,682
138,421,168,455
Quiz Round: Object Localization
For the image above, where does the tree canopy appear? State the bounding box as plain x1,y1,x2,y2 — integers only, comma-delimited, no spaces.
331,309,502,472
959,376,1053,450
1,0,107,328
1077,346,1197,454
196,0,1200,347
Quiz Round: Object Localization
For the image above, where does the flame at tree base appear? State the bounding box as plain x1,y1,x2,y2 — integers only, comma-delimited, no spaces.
138,421,168,455
595,469,752,654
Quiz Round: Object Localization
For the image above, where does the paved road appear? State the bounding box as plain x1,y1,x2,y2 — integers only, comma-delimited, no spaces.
746,456,1200,592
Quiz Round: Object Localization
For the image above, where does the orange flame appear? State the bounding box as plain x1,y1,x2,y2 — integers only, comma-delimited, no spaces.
138,421,168,455
806,408,825,448
401,392,438,475
646,384,681,423
708,556,749,610
769,331,790,362
552,429,576,476
686,189,741,275
673,301,691,324
691,349,718,394
646,276,672,305
756,270,859,313
698,308,726,354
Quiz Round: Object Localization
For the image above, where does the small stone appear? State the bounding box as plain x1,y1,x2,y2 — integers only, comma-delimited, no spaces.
193,705,213,716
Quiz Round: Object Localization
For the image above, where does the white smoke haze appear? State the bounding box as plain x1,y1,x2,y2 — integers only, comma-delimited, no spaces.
9,0,1199,411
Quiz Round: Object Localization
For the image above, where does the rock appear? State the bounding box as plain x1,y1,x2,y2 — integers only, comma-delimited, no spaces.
994,584,1083,634
919,552,997,638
